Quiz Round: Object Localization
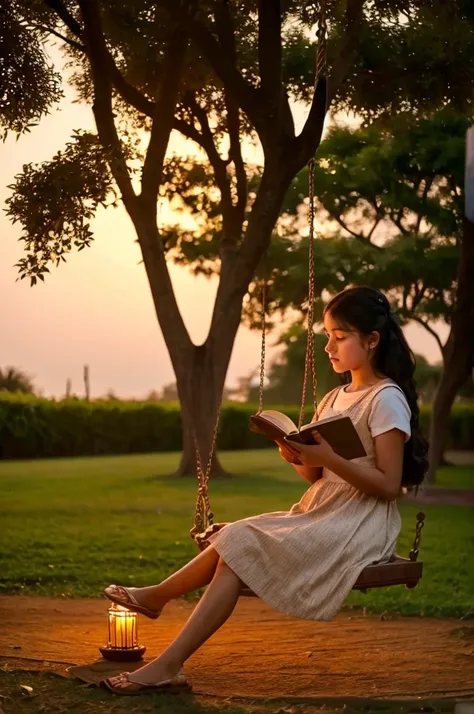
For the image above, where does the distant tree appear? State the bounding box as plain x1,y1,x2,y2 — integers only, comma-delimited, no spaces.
245,109,473,480
0,366,35,394
160,382,179,401
414,357,442,405
145,389,161,401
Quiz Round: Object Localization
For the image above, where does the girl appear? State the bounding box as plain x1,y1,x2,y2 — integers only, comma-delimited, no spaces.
102,285,428,696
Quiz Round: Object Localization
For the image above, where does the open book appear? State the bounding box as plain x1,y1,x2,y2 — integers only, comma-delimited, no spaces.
249,410,366,461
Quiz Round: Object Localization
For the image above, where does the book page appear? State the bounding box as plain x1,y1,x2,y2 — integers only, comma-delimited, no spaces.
259,410,298,434
301,413,342,430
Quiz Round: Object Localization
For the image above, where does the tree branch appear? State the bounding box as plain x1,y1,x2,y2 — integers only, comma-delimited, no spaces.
212,4,247,228
77,0,136,207
257,0,281,106
402,287,409,313
328,0,366,101
25,21,85,51
333,214,384,250
238,167,290,280
366,216,381,241
415,176,433,232
141,28,187,205
294,76,327,166
43,0,157,118
184,93,235,222
225,89,247,229
411,282,426,312
167,3,264,131
172,115,204,145
43,0,82,37
410,315,445,359
391,208,409,235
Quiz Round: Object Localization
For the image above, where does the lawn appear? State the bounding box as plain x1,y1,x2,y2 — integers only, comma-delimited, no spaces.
0,451,473,618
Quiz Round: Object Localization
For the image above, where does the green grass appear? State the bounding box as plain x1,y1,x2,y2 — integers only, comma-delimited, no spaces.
0,451,473,618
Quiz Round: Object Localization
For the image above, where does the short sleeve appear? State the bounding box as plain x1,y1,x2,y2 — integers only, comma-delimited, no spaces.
369,387,411,442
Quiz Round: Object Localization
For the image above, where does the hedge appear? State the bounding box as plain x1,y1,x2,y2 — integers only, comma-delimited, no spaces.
0,392,473,460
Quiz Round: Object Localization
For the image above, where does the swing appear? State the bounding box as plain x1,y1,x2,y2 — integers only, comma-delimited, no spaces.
189,0,425,595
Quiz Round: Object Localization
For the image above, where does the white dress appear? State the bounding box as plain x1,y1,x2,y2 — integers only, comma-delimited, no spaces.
208,379,411,621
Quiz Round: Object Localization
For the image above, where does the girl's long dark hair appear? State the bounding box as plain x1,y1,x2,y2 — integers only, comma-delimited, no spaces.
323,286,429,487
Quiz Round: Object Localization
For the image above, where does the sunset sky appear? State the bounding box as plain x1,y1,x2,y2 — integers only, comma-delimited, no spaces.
0,50,448,400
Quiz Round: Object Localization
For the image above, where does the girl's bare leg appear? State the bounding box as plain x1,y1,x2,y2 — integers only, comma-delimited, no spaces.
111,545,220,612
108,557,242,690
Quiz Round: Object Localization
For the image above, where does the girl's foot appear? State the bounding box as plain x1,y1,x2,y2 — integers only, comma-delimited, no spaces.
103,666,191,696
103,584,165,619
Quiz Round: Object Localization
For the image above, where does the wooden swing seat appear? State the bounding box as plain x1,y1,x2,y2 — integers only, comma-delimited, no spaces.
239,555,423,597
193,514,425,595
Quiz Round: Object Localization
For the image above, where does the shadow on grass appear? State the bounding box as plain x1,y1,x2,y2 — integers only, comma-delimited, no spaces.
0,670,464,714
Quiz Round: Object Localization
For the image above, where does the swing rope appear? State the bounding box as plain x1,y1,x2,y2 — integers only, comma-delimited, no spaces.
189,406,221,542
298,157,319,429
190,0,329,548
258,1,328,428
299,1,328,427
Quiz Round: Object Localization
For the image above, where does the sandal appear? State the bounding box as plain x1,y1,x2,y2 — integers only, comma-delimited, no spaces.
101,670,192,696
103,584,161,620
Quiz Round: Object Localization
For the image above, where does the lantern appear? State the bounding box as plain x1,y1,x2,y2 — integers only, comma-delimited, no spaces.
99,604,146,662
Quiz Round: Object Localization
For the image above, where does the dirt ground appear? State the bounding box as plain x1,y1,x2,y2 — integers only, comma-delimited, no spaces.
0,595,473,702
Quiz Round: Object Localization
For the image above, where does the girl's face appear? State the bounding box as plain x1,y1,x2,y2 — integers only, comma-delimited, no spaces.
323,311,378,374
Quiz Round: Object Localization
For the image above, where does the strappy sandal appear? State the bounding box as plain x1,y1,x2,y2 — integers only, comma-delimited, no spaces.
103,584,161,620
101,670,192,696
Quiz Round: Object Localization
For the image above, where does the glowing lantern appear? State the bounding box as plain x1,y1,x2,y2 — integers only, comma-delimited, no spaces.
99,604,146,662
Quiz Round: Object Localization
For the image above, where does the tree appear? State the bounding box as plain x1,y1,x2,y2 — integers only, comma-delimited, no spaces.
247,110,473,479
0,367,36,394
3,1,474,478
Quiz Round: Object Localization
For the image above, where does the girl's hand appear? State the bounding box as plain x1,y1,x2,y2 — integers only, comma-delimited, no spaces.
275,439,303,465
283,432,335,468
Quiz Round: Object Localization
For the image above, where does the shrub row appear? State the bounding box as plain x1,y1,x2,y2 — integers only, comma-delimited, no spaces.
0,393,473,460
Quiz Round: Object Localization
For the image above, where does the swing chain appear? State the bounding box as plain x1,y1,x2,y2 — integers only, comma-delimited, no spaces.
409,511,425,562
257,271,267,415
297,1,328,430
298,157,319,430
315,0,328,83
190,401,222,538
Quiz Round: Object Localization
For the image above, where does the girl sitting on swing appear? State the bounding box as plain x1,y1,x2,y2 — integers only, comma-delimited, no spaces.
102,285,428,695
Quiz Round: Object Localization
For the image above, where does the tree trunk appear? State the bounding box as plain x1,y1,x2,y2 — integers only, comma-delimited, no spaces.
426,215,474,482
132,208,248,480
172,344,231,478
132,159,312,481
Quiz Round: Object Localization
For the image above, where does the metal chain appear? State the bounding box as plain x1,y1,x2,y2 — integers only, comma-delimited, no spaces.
409,511,425,562
298,159,319,429
315,1,327,83
191,401,222,537
257,275,267,414
297,2,327,429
